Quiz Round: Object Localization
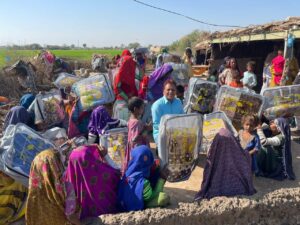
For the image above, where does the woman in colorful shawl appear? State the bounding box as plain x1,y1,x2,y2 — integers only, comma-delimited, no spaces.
87,104,127,144
68,97,92,139
270,50,285,87
147,64,173,102
118,145,170,211
113,50,138,121
195,128,256,201
3,93,35,131
0,172,27,225
256,118,295,180
26,149,81,225
65,145,120,219
219,58,241,86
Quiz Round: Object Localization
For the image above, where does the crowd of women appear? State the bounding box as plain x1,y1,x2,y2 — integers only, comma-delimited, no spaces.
0,47,297,225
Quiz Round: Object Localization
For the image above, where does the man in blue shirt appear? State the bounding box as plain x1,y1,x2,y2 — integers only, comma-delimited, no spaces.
151,79,184,144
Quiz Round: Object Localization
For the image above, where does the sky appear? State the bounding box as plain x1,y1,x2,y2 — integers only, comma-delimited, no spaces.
0,0,299,47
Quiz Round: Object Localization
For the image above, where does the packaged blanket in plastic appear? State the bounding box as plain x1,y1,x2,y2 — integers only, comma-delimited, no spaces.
42,127,68,147
72,74,115,111
202,111,238,153
0,123,55,186
214,86,264,130
184,78,219,114
158,114,203,182
28,90,65,128
261,84,300,119
166,62,191,87
100,127,128,169
54,72,81,89
59,136,87,168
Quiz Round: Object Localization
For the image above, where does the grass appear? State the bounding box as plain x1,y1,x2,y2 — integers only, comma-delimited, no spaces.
0,49,122,68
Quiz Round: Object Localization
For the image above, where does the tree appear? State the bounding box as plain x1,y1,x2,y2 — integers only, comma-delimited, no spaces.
127,42,141,49
83,43,87,48
70,44,75,49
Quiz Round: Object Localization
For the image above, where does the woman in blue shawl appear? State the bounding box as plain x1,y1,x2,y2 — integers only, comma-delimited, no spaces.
257,118,295,180
3,94,35,131
118,145,170,211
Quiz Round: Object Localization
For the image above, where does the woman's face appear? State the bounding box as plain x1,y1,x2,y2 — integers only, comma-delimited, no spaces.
230,59,237,69
163,83,176,101
270,122,280,135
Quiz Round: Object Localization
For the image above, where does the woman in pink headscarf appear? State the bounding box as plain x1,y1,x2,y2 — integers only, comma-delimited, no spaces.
271,49,285,86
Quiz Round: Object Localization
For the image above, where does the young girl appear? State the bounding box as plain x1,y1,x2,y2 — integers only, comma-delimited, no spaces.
124,97,151,171
238,115,261,174
242,61,257,90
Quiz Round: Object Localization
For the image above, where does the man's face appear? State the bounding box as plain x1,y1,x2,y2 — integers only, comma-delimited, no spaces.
163,83,176,101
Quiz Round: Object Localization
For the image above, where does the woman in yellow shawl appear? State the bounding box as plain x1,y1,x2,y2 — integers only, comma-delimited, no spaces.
26,149,80,225
0,172,27,224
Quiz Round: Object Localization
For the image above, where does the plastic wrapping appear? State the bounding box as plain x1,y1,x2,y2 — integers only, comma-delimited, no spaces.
72,74,115,111
184,78,218,114
214,86,264,130
59,136,87,168
261,84,300,119
42,127,68,147
202,111,238,153
54,72,81,89
158,114,203,182
0,123,54,186
166,62,191,87
100,127,128,169
29,90,65,128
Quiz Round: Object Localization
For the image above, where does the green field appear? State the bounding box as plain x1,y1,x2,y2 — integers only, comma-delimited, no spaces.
0,49,122,68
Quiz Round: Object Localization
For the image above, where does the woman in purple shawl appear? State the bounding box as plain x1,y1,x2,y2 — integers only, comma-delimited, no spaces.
3,93,35,131
87,104,126,144
195,128,256,201
65,145,120,219
147,64,173,102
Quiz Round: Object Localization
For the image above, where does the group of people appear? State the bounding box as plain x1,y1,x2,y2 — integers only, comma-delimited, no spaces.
0,47,297,225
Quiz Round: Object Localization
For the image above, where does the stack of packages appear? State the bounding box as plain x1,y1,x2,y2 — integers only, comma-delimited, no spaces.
214,86,264,130
158,114,203,182
184,78,219,114
202,112,238,153
262,84,300,119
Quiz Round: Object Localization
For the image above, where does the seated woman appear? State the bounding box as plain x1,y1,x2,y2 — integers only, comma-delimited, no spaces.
65,145,120,220
3,93,35,131
87,103,127,144
195,128,256,201
257,118,295,180
26,149,80,225
118,145,170,211
0,172,27,225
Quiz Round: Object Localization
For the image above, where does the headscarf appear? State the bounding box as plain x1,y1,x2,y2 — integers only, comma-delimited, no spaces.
0,172,27,224
26,149,73,225
195,128,256,201
274,118,295,180
65,145,120,219
3,106,31,131
118,145,154,211
121,49,131,57
148,64,173,101
20,94,35,109
88,105,120,136
113,55,138,101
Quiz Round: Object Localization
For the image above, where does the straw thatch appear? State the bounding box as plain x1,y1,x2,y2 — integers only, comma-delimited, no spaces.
210,17,300,39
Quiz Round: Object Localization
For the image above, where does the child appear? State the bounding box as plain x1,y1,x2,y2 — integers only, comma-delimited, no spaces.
238,115,261,174
229,70,243,88
242,61,257,90
176,85,185,103
124,97,151,171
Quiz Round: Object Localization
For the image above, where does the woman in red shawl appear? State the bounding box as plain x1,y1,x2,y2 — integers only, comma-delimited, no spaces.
113,49,138,121
270,49,285,87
